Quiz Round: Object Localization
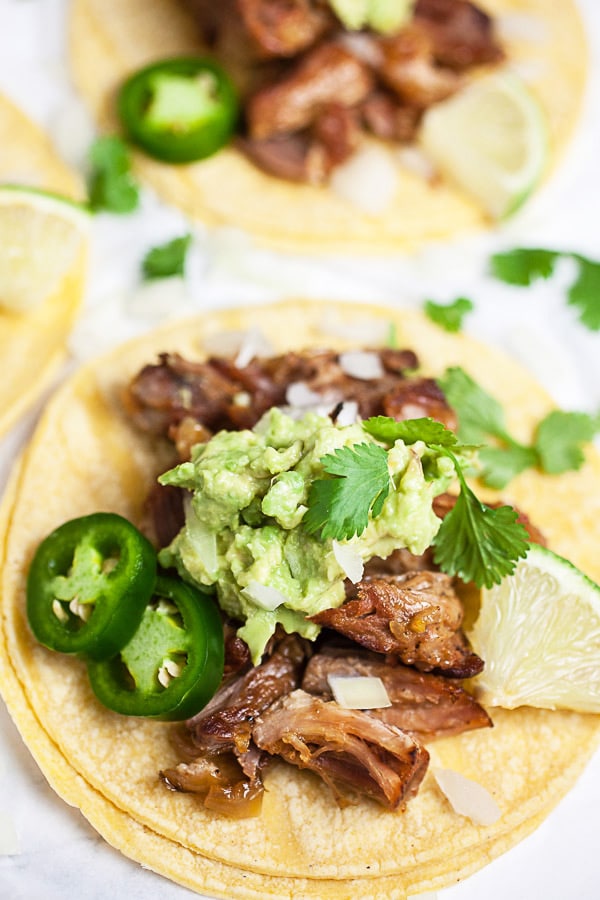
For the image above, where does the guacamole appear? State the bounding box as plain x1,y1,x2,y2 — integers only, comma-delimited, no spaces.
159,408,456,662
328,0,415,33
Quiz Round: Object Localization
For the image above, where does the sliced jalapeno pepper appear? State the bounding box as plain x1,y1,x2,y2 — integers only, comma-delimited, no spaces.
26,513,157,660
87,574,224,721
118,57,238,164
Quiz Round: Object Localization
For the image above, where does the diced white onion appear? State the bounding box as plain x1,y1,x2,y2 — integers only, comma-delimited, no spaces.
235,328,274,369
332,540,364,583
337,32,384,66
202,328,274,363
496,13,547,43
286,382,325,408
397,145,436,182
339,350,384,380
0,813,19,856
334,401,359,427
433,768,502,826
328,676,392,709
330,144,398,216
242,581,289,611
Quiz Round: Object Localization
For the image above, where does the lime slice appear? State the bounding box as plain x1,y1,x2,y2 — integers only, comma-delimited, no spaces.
419,72,548,219
0,185,90,314
468,545,600,712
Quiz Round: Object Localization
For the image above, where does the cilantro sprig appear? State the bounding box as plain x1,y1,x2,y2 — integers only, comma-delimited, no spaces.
490,247,600,331
304,443,391,540
88,136,140,214
423,296,474,333
142,233,192,280
304,417,530,589
439,367,599,489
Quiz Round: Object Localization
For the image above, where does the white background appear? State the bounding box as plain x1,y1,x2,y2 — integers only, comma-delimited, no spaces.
0,0,599,897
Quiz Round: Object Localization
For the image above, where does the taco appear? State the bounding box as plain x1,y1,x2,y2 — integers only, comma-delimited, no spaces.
0,93,87,439
69,0,586,253
1,300,599,898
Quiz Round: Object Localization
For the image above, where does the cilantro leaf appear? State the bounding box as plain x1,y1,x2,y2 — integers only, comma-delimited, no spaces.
142,234,192,280
535,410,599,474
88,136,140,214
363,416,458,448
479,444,539,489
304,443,390,540
437,367,509,445
490,248,560,286
432,480,530,588
424,296,474,333
568,255,600,330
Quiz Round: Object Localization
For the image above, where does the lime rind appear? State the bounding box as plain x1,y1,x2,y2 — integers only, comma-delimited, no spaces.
419,71,548,220
468,544,600,713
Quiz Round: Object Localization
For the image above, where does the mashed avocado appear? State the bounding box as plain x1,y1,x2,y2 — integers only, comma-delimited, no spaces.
328,0,415,34
159,408,455,662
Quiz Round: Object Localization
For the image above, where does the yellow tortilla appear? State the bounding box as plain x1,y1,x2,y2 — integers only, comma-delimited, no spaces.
0,93,85,438
1,301,599,898
69,0,586,253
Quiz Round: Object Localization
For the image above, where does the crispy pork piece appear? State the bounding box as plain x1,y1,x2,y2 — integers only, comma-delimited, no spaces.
184,0,334,62
185,633,307,756
125,347,449,457
414,0,504,70
311,571,483,678
247,43,374,140
378,24,461,108
360,91,422,143
252,689,429,809
383,376,458,430
302,648,492,741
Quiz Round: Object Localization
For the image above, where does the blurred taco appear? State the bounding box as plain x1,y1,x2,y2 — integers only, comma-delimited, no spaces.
0,93,87,438
1,300,599,898
69,0,586,252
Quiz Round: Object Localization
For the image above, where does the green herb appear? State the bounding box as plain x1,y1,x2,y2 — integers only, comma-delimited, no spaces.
535,410,599,474
305,416,530,588
490,248,559,286
423,296,474,333
88,136,140,214
568,255,600,330
431,466,529,588
386,321,399,348
439,366,599,488
304,443,391,541
142,233,192,280
490,248,600,330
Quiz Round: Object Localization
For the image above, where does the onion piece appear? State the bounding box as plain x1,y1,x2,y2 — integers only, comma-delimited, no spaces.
286,382,325,408
328,675,392,710
330,144,398,216
242,581,289,611
432,768,501,826
333,540,364,583
397,145,436,182
202,328,273,364
337,32,384,66
339,350,384,380
334,401,359,427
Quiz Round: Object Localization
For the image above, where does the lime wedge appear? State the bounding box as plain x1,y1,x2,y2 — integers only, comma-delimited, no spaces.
468,544,600,712
419,72,548,219
0,185,90,314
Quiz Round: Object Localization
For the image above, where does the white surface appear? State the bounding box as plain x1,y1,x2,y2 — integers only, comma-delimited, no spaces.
1,0,600,897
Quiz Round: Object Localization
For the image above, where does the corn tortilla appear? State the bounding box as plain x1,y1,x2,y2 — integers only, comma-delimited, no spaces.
0,92,85,438
1,301,599,897
69,0,586,253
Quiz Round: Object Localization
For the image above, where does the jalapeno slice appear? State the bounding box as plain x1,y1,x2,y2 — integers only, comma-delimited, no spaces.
87,575,224,721
117,57,238,164
26,513,157,660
